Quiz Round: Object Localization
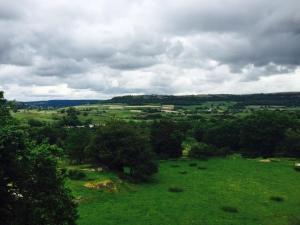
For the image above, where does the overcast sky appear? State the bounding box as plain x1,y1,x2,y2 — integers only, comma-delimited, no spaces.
0,0,300,100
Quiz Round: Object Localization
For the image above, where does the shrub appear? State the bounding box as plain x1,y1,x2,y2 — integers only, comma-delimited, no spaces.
221,206,238,213
189,142,217,159
168,187,184,192
68,169,86,180
270,196,284,202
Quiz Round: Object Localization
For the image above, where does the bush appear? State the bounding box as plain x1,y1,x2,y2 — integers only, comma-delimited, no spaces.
28,119,44,127
68,169,86,180
168,187,184,192
189,142,218,159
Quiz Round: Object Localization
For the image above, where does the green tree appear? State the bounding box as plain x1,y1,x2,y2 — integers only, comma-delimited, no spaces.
0,91,77,225
240,111,297,157
203,120,241,151
87,121,158,181
60,107,81,126
65,128,91,163
150,119,185,158
279,128,300,157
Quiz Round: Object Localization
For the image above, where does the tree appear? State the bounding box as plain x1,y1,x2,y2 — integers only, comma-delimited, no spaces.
150,119,185,158
60,107,81,126
0,91,13,126
65,128,91,163
87,121,158,181
0,91,77,225
239,111,297,157
203,120,241,151
279,128,300,157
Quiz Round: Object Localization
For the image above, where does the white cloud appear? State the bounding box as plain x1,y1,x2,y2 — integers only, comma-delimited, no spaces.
0,0,299,100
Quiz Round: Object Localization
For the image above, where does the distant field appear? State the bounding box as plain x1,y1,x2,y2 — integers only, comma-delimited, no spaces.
11,109,61,123
13,102,300,125
67,158,300,225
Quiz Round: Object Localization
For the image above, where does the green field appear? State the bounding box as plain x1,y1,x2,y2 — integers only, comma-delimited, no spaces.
67,157,300,225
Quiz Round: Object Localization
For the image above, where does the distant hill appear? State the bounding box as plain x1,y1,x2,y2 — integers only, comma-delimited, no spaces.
20,100,102,109
19,92,300,108
108,92,300,106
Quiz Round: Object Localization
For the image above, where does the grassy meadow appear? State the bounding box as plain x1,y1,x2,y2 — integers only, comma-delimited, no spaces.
66,157,300,225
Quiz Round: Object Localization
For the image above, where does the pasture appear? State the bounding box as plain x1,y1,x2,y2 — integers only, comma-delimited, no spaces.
67,157,300,225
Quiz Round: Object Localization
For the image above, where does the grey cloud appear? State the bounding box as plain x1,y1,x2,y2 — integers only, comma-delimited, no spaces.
33,58,90,76
0,0,300,100
0,2,24,20
161,0,300,73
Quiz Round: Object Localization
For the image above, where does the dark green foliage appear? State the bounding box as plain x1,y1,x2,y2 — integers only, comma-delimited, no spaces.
28,118,45,127
108,93,300,106
168,187,184,192
221,206,238,213
189,142,218,159
0,92,77,225
65,128,91,163
60,107,81,126
279,129,300,157
0,91,13,126
270,196,284,202
68,169,86,180
192,110,300,158
0,128,77,225
87,121,158,181
150,119,185,158
240,111,298,157
203,120,240,151
28,124,67,146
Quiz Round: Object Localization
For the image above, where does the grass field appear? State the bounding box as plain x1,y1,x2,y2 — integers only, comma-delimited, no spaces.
67,157,300,225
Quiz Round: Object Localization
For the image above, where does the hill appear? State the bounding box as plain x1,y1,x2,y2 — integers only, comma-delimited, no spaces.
19,92,300,108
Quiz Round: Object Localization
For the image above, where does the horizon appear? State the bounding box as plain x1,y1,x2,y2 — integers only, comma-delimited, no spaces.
8,91,300,102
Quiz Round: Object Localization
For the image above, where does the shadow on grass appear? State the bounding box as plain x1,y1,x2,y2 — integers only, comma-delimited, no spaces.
270,196,284,202
168,187,184,193
221,206,239,213
179,171,188,175
197,166,207,170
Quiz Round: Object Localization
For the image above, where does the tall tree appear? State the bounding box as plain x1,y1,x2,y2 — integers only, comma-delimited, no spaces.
87,121,158,181
150,119,185,158
0,91,77,225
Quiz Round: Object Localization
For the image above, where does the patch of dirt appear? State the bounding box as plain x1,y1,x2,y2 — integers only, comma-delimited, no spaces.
84,179,117,192
259,159,271,163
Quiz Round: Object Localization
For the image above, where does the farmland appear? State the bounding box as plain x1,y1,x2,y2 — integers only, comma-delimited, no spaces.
5,94,300,225
67,157,300,225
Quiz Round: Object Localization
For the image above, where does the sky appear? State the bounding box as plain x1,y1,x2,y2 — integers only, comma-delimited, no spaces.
0,0,300,101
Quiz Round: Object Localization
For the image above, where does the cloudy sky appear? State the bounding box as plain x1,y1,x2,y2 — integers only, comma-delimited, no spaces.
0,0,300,100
